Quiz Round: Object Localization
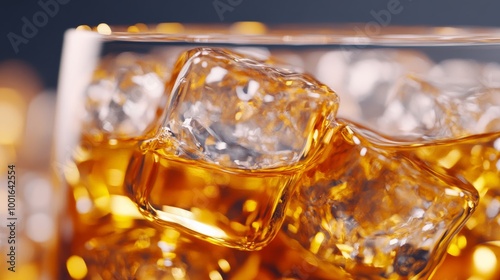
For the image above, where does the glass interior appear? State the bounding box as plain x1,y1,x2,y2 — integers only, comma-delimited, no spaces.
53,24,500,280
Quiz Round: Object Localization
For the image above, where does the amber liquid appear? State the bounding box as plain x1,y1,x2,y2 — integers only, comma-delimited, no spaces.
61,136,334,280
61,136,145,279
62,137,254,279
62,127,500,280
279,122,478,280
125,138,299,251
345,122,500,279
402,131,500,279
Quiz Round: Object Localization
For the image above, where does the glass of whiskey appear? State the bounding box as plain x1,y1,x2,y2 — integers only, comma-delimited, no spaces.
53,24,500,279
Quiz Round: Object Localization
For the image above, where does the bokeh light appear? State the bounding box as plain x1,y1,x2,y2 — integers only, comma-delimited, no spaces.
230,22,267,35
0,88,25,145
156,22,185,34
96,23,112,35
473,246,498,277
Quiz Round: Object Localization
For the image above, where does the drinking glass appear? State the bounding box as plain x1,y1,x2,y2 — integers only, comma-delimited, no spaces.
53,23,500,279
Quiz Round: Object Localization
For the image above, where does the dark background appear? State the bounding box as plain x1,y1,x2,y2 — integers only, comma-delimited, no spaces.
1,0,500,89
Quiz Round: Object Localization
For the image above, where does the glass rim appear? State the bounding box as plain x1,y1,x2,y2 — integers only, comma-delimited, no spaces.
71,23,500,46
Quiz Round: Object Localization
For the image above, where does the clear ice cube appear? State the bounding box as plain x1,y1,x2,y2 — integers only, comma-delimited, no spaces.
360,72,500,140
333,49,433,126
376,74,452,139
159,47,339,169
403,129,500,245
126,47,339,250
428,59,483,91
459,87,500,134
83,53,169,139
338,55,500,273
281,121,478,279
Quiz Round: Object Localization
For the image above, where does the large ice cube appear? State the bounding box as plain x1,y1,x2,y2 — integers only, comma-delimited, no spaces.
281,121,478,279
159,47,339,169
126,48,339,250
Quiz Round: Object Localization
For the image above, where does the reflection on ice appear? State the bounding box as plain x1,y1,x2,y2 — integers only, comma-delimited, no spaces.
159,47,338,169
281,121,478,279
83,53,170,139
126,47,339,250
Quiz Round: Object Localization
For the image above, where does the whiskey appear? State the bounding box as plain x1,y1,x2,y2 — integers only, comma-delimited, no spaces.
400,130,500,279
57,45,500,279
280,121,478,279
125,137,300,251
62,136,261,279
335,121,500,279
61,136,145,279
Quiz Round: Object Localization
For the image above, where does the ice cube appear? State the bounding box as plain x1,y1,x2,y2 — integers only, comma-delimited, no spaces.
375,74,452,139
405,129,500,244
281,121,478,279
160,47,339,169
482,62,500,87
459,87,500,134
428,59,483,92
126,48,339,250
83,53,169,139
338,49,433,126
342,59,500,270
310,50,362,122
371,74,500,139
